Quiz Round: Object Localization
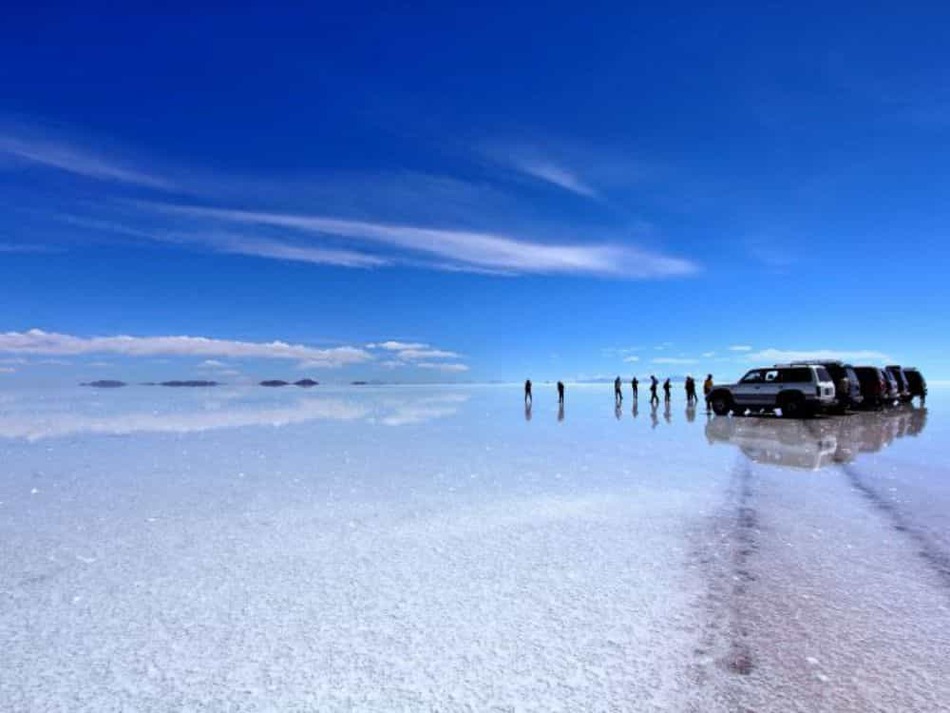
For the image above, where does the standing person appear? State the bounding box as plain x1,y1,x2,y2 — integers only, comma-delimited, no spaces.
614,376,623,404
686,376,697,404
631,376,639,400
650,375,659,405
557,380,565,405
663,378,672,402
703,374,714,412
524,379,532,406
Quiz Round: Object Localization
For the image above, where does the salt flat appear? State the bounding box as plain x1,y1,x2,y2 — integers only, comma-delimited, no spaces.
1,385,947,711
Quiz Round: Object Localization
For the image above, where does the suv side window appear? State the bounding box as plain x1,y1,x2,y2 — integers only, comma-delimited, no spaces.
781,367,812,383
763,370,780,383
740,370,763,383
815,367,832,382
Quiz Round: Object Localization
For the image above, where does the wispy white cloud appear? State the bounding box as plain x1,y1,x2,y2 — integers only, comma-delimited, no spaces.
746,348,892,364
728,345,753,352
0,134,173,190
623,355,640,363
415,362,470,373
0,329,372,367
14,130,697,279
199,359,227,368
510,158,598,198
368,341,429,351
213,235,388,269
702,351,716,358
602,346,641,357
149,203,699,279
652,357,699,365
370,341,465,370
0,367,15,374
0,243,58,254
59,216,388,270
395,348,460,360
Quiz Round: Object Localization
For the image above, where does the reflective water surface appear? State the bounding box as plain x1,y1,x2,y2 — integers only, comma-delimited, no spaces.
1,385,948,711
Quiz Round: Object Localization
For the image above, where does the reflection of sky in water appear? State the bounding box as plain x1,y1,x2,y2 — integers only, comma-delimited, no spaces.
1,385,948,711
0,386,470,440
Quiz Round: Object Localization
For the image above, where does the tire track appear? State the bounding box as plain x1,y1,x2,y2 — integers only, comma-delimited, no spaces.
840,463,950,592
691,455,760,710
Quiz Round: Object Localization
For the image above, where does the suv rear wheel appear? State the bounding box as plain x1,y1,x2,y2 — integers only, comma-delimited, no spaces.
780,392,805,419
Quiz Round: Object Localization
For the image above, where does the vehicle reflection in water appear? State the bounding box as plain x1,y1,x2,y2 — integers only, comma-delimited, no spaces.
705,404,928,470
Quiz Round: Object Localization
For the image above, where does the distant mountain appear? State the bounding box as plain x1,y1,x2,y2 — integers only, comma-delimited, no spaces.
294,379,319,387
158,380,219,387
81,380,126,388
260,380,290,387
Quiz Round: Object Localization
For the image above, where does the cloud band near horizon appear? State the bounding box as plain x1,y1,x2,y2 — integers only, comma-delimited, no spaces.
0,329,372,367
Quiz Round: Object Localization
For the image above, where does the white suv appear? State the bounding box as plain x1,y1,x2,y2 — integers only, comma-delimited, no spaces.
708,365,836,418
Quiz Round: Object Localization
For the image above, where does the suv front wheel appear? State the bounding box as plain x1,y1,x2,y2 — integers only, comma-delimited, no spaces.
710,393,732,416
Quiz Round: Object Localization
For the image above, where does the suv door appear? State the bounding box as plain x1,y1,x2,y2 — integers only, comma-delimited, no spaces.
735,369,781,407
759,369,784,406
734,370,765,406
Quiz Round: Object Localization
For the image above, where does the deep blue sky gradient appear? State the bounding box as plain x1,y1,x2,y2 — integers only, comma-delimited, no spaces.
2,3,948,383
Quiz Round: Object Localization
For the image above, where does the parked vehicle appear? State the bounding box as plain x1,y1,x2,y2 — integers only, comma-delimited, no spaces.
885,366,913,403
852,366,889,409
903,367,927,402
778,360,863,412
882,370,900,404
707,365,836,418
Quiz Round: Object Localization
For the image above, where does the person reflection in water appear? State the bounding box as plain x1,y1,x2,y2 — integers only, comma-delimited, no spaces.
686,402,696,423
524,400,532,421
632,399,639,418
524,379,532,406
664,399,672,424
650,401,659,429
615,401,623,420
557,380,565,405
558,402,565,423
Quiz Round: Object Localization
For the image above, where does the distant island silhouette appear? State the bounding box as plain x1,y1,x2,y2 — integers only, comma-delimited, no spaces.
261,379,320,387
81,379,319,388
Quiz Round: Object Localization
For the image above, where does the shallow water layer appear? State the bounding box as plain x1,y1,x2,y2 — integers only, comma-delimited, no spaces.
1,385,948,711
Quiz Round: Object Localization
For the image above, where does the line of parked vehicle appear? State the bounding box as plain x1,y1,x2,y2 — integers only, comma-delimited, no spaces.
706,361,927,418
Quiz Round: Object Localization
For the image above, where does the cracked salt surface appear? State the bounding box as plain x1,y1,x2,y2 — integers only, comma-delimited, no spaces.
1,385,948,711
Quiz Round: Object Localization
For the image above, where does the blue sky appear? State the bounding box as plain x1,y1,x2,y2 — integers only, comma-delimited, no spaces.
2,2,948,384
